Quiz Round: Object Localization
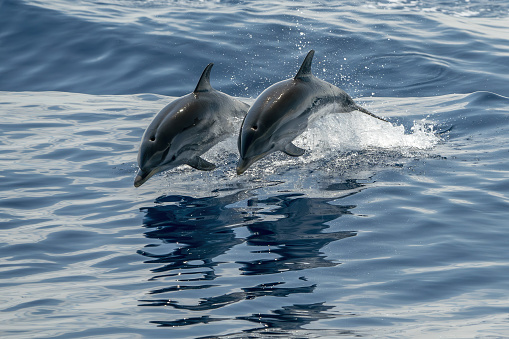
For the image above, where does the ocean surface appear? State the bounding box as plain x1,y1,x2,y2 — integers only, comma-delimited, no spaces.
1,0,509,338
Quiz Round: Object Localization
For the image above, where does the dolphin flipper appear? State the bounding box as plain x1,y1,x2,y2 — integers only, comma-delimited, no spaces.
283,142,305,157
187,156,216,171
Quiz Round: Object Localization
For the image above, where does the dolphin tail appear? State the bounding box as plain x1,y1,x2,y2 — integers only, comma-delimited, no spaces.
355,105,388,122
437,125,454,135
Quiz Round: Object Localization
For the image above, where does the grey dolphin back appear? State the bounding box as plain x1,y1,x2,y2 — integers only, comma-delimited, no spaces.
296,50,387,122
294,50,315,80
194,63,214,93
299,49,387,122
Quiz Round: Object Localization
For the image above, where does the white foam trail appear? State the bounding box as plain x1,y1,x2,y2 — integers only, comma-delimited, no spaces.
296,110,439,157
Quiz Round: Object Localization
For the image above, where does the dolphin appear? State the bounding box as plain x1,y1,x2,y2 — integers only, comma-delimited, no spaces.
134,63,250,187
236,49,387,175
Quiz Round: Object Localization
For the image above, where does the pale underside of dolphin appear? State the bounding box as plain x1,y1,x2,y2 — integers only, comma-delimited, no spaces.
236,49,387,175
134,64,250,187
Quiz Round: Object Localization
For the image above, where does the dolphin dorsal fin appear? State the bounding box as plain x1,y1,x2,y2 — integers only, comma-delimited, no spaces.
194,63,214,93
294,50,315,80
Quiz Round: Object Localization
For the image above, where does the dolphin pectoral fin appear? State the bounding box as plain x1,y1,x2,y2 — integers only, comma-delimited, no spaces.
283,143,305,157
187,156,216,171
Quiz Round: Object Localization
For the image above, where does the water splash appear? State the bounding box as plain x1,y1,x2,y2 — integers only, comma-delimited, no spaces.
298,110,438,154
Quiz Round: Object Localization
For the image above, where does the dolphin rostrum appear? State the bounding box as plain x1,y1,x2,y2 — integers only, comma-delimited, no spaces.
236,49,387,175
134,63,250,187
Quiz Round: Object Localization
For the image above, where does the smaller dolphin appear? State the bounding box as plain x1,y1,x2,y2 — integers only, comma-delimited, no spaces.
237,50,387,175
134,63,249,187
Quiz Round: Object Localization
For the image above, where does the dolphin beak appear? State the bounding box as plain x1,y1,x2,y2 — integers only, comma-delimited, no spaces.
236,158,254,175
134,168,156,187
236,151,272,175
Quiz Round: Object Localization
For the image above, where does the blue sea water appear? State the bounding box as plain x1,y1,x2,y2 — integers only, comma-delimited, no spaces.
1,0,509,338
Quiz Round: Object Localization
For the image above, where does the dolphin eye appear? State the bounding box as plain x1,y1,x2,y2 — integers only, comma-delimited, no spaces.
149,136,155,142
251,125,258,131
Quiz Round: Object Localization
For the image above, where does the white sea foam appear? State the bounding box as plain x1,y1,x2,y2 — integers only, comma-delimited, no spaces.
297,110,438,154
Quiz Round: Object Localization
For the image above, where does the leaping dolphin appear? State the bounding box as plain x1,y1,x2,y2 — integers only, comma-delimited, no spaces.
134,63,250,187
236,50,387,175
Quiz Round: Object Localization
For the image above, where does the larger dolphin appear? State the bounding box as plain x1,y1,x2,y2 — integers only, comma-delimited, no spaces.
135,63,249,187
236,50,387,175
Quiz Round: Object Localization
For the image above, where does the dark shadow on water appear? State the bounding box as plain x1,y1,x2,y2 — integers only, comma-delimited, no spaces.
138,179,366,336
